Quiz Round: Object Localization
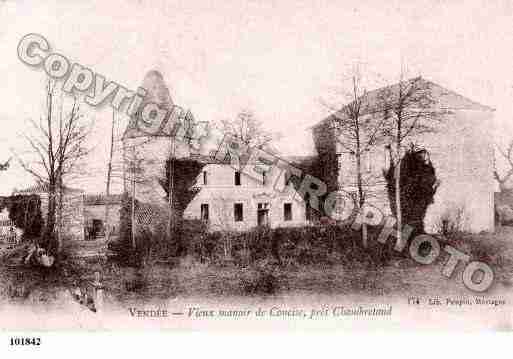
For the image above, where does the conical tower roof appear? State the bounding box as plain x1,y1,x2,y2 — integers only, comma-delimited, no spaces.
123,70,173,139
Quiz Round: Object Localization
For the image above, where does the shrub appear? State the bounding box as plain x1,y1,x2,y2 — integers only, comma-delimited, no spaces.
434,205,467,238
200,224,396,268
174,219,210,260
114,205,398,268
111,206,209,267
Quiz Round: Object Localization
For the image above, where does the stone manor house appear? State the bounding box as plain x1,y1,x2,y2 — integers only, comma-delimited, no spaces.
121,71,309,231
312,77,495,233
122,72,495,234
181,155,307,231
7,73,496,239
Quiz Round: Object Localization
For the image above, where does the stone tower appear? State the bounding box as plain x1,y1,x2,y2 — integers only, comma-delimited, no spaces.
122,70,191,207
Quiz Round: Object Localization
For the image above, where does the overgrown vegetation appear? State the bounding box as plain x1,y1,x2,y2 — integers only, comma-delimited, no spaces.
110,192,209,267
110,218,398,269
159,158,205,219
383,144,439,240
0,195,44,240
106,219,403,297
7,195,44,239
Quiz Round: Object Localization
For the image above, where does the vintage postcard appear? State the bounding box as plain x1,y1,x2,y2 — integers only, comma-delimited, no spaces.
0,0,512,336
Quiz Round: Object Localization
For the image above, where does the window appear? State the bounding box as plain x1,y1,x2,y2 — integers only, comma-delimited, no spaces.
258,203,270,210
235,171,241,186
201,204,209,221
262,171,267,186
257,203,270,226
203,171,208,185
234,203,243,222
284,203,292,221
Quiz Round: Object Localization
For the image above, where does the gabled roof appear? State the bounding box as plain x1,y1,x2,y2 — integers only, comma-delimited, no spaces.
313,77,495,130
84,194,123,206
193,150,287,166
15,183,84,195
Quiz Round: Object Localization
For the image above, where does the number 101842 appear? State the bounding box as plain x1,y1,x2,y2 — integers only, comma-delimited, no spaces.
10,337,41,346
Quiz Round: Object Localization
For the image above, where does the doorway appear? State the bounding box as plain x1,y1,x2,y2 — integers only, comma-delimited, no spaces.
91,219,105,239
257,203,270,227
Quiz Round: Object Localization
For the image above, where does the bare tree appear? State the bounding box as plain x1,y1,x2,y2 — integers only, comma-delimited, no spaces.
379,73,442,245
217,109,280,150
494,140,513,192
16,80,91,255
321,69,386,247
104,109,116,243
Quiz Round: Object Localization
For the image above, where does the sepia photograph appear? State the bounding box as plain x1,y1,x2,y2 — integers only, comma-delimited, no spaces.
0,0,512,340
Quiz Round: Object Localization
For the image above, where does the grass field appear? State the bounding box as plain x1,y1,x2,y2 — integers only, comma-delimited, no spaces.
1,227,512,307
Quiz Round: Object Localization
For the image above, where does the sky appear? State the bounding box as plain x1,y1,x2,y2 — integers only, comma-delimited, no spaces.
0,0,512,194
